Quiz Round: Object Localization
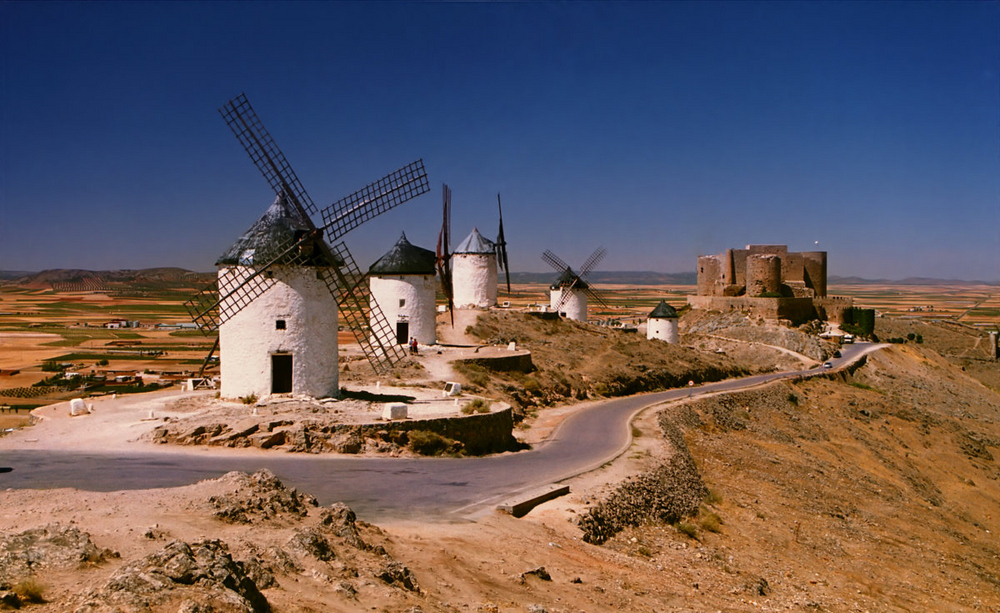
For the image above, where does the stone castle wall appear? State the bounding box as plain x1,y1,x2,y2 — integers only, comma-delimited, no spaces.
697,244,827,299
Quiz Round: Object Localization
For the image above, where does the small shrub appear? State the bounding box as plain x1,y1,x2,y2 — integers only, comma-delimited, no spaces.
906,333,916,341
705,489,723,505
698,508,723,533
454,362,490,388
239,393,258,405
592,382,609,396
675,522,699,540
409,430,456,456
787,392,798,405
916,334,923,344
462,398,490,414
522,377,541,395
96,358,109,366
849,382,880,393
636,544,653,557
13,578,45,603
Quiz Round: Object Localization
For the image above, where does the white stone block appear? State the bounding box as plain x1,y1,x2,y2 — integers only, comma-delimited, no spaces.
382,403,407,420
69,398,88,416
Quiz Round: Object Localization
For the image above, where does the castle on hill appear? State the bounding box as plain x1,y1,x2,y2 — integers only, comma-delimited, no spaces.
688,244,852,324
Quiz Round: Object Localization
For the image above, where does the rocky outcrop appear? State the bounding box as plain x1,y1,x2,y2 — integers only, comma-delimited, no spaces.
0,524,115,584
76,539,269,613
208,470,317,524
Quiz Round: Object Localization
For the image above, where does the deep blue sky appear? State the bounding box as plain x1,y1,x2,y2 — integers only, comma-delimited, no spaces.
1,2,997,280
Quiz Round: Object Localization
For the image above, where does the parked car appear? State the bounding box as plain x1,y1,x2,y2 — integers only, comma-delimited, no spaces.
823,362,833,369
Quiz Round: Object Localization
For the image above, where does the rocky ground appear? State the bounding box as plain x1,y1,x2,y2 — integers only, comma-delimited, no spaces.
1,312,998,612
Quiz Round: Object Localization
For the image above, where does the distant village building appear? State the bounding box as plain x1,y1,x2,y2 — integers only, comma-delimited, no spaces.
215,193,339,400
549,269,589,322
688,244,851,324
368,233,438,346
646,300,679,343
452,228,498,309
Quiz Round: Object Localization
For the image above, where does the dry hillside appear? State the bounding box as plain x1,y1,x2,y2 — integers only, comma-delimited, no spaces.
457,311,747,415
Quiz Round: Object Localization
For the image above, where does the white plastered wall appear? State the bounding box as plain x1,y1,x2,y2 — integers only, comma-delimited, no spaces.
218,265,339,399
550,288,588,322
452,253,497,308
647,318,679,343
369,274,437,345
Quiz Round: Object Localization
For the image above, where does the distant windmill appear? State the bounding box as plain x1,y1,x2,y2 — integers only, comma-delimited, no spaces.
185,93,430,399
542,248,609,322
443,189,512,311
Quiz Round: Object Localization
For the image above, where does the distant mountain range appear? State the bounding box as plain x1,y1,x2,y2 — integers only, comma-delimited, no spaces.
0,269,996,288
1,268,214,290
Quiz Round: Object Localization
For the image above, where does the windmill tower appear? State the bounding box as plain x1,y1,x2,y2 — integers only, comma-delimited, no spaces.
646,299,679,343
542,248,609,322
368,233,438,346
440,189,512,312
185,94,430,399
452,228,497,309
212,193,340,398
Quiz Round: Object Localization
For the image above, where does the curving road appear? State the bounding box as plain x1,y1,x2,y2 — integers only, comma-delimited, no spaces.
0,343,882,521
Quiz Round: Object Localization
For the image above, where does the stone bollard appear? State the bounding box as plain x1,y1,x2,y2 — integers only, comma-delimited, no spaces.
382,403,407,420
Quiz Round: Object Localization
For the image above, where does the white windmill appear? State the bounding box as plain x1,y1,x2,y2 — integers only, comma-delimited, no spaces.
542,248,609,322
436,187,513,317
646,300,679,343
185,94,429,400
368,233,438,346
452,228,497,309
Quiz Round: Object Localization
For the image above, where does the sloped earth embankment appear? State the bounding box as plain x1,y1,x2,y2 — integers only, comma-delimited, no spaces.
583,343,999,611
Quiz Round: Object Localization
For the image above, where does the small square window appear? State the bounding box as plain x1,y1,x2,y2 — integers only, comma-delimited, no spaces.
399,298,406,307
275,320,286,330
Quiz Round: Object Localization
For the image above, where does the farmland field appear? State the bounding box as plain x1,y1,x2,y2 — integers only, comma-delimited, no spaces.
0,284,216,408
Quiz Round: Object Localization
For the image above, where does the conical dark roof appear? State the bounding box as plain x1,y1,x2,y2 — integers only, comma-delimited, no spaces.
649,300,678,319
216,193,331,267
550,268,589,290
368,233,436,276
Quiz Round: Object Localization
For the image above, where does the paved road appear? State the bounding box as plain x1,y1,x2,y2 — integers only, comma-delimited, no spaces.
0,343,881,521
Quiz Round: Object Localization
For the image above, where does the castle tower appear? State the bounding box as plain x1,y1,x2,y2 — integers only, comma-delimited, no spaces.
647,300,679,343
745,254,782,296
216,194,339,400
801,251,828,297
368,233,438,346
549,269,588,322
452,227,498,308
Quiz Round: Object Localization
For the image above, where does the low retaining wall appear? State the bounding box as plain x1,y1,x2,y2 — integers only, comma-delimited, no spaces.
359,406,518,455
458,352,533,373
